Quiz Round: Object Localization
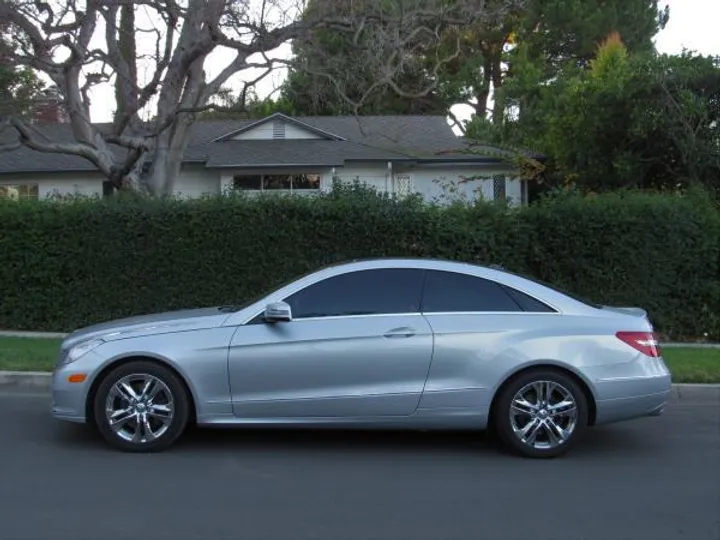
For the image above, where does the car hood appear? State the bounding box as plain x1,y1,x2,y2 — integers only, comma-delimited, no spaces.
61,307,232,349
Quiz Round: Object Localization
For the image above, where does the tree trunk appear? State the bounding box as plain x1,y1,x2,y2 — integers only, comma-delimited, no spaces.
490,50,504,124
114,4,137,129
474,48,493,118
145,116,193,197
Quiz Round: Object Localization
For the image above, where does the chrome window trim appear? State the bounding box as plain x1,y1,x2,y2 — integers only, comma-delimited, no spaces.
274,312,424,323
420,311,562,317
241,309,562,325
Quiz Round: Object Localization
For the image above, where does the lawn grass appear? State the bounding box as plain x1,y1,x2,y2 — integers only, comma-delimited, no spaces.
662,348,720,384
0,337,63,372
0,336,719,383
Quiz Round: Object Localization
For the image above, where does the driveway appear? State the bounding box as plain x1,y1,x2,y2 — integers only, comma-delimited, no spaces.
0,389,718,540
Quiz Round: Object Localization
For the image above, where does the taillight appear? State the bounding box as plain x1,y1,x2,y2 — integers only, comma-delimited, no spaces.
616,331,661,357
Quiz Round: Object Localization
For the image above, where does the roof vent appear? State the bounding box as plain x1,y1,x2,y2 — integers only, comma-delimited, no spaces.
273,120,285,139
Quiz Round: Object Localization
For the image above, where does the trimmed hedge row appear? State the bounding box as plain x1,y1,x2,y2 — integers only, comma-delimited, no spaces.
1,185,718,339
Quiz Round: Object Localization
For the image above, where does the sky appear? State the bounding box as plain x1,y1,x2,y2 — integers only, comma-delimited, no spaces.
87,0,720,123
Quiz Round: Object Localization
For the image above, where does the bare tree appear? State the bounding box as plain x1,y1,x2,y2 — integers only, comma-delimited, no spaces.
0,0,526,196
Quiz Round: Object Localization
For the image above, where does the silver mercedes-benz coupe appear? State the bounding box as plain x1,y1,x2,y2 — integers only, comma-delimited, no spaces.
51,258,672,458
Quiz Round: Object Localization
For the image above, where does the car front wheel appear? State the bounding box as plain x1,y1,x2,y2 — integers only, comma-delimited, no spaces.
93,360,190,452
494,369,589,458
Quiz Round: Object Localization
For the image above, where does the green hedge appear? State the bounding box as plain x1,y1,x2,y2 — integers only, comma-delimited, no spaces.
1,185,718,340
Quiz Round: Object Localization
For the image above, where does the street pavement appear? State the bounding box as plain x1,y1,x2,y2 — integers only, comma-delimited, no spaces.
0,390,718,540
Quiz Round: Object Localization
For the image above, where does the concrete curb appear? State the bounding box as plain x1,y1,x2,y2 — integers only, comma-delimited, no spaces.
1,371,718,403
0,330,68,338
661,342,720,349
0,371,54,391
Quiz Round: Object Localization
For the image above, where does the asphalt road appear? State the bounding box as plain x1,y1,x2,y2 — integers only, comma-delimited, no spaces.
0,391,718,540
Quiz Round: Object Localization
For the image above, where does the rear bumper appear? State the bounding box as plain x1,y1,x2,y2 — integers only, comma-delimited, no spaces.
590,356,673,425
594,388,671,425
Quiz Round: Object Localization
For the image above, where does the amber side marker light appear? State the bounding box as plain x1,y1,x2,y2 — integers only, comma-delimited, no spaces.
67,374,88,383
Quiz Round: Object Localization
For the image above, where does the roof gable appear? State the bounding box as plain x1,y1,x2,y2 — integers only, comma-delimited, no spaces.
214,113,346,142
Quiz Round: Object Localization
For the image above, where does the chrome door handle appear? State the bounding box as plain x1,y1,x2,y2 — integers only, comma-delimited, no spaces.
383,327,416,338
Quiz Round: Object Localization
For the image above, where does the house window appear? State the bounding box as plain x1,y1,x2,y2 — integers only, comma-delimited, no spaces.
233,175,263,190
493,175,506,200
263,174,292,190
233,173,320,191
395,174,413,197
0,184,39,201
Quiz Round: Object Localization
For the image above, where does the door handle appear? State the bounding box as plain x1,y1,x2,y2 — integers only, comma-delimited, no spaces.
383,327,416,339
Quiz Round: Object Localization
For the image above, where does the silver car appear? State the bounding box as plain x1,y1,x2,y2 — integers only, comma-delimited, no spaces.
51,258,672,458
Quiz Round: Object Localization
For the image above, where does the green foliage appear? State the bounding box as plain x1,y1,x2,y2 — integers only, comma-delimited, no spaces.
197,89,301,121
279,0,665,120
1,187,718,340
510,0,666,76
0,55,44,118
277,0,469,116
502,43,720,194
524,188,720,339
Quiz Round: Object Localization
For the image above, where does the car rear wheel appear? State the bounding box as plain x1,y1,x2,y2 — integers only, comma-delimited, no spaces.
93,360,190,452
493,369,589,458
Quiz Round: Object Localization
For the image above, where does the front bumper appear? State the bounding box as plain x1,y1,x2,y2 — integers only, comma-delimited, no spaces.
50,352,105,424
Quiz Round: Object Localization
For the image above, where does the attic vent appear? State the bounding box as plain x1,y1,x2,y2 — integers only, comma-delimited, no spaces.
273,120,285,139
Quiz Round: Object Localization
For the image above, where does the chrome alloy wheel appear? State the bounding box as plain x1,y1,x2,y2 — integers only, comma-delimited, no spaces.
509,380,579,450
104,374,175,444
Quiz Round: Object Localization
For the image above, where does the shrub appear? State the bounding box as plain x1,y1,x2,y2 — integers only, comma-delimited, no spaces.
0,185,717,340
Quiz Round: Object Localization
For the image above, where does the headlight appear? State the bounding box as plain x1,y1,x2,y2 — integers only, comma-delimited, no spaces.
64,339,104,364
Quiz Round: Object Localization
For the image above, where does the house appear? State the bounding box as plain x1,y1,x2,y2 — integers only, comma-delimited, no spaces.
0,113,540,204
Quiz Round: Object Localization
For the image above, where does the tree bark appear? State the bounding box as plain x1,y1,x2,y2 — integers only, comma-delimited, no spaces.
475,47,493,118
114,4,137,130
490,48,504,124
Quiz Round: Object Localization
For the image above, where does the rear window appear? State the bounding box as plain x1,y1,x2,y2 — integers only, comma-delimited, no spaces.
502,271,602,309
500,285,557,313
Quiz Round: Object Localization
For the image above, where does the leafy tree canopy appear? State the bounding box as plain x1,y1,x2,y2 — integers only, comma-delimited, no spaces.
0,36,43,118
492,35,720,194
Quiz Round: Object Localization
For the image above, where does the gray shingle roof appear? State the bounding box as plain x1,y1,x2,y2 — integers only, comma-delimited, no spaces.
0,114,527,174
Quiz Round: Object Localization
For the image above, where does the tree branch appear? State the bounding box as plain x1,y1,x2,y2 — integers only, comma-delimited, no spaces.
8,116,104,165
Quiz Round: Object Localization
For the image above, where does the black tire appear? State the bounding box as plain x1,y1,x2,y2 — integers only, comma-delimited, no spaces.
493,368,589,459
93,360,191,453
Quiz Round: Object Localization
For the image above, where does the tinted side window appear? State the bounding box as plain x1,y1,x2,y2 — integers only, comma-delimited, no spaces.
421,270,523,313
501,285,557,313
285,269,425,318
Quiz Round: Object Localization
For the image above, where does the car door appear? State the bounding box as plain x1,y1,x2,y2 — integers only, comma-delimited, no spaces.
227,268,434,418
417,269,557,411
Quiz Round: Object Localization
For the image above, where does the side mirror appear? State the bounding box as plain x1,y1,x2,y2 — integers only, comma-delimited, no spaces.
264,301,292,323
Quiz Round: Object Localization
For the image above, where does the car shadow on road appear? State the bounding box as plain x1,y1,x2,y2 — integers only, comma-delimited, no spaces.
52,418,665,459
